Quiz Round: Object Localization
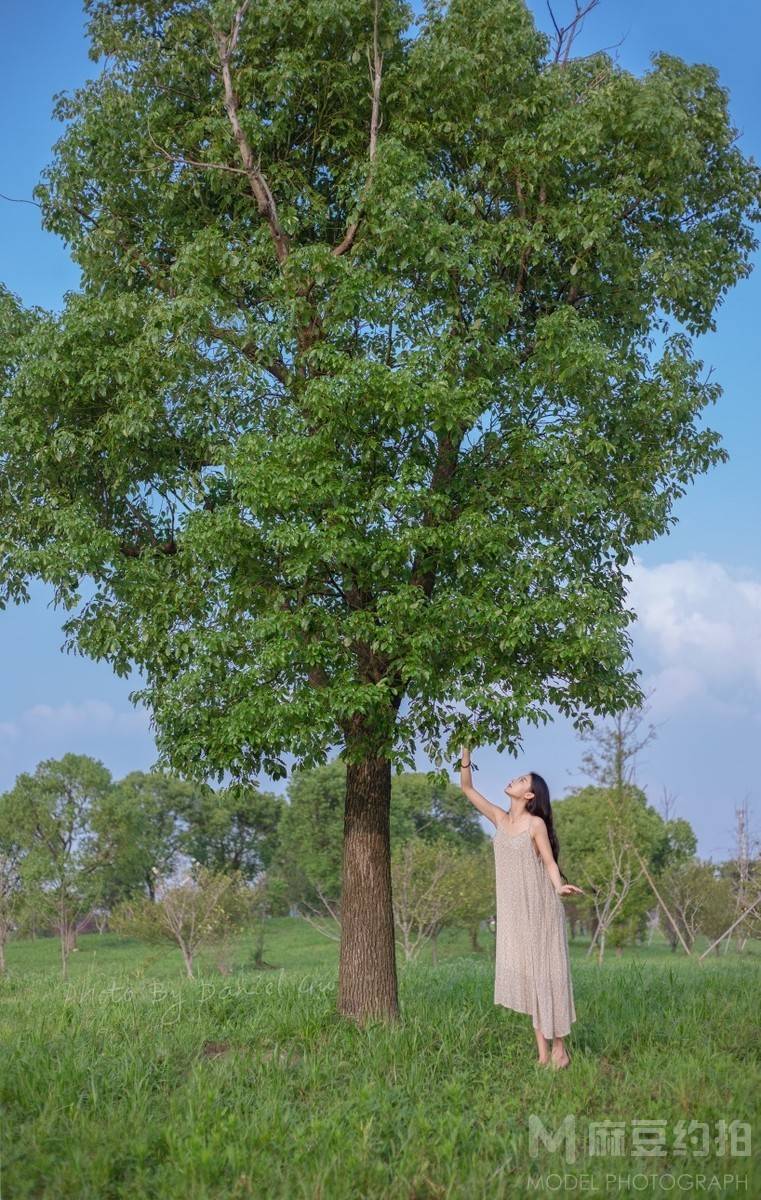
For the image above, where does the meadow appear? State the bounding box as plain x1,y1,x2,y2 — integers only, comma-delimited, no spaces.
1,922,758,1199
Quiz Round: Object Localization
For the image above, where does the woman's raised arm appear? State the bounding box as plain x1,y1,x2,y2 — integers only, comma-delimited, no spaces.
458,746,503,830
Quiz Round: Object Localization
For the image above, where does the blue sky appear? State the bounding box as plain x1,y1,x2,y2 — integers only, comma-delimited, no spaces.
1,1,759,861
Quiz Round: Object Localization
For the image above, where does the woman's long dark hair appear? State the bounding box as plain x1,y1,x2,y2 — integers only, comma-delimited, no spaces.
526,772,568,884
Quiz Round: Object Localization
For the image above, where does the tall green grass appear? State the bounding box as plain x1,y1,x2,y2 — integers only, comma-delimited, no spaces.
1,923,758,1198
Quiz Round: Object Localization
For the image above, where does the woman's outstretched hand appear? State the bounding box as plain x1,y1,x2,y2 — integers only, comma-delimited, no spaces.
556,883,585,896
459,745,477,771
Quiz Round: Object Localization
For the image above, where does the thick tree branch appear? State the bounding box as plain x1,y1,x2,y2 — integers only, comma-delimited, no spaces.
214,2,290,265
332,0,384,258
513,175,547,296
409,432,464,599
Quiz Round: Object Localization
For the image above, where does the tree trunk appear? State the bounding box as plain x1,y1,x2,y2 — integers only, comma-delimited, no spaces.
338,752,399,1024
469,923,481,952
59,901,69,979
252,913,266,967
597,928,606,965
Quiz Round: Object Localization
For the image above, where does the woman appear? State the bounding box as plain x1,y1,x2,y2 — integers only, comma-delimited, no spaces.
459,748,584,1069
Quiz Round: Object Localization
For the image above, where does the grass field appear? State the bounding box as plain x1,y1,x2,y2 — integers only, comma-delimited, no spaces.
1,921,758,1198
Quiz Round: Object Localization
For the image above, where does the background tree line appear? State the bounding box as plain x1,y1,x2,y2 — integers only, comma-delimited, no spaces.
1,711,757,978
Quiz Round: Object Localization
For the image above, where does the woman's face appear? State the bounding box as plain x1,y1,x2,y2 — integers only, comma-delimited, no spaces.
504,773,534,801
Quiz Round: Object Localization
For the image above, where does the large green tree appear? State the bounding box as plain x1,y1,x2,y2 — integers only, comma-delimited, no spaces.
1,0,759,1020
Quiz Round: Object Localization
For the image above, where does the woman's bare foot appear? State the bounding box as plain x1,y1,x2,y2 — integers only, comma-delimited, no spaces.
550,1039,570,1069
534,1026,551,1066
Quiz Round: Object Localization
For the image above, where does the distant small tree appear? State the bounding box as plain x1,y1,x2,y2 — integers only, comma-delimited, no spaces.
718,800,761,951
652,816,698,872
390,772,488,849
110,865,250,979
607,910,645,957
0,836,24,974
556,784,662,962
177,780,283,884
658,859,714,953
10,892,46,942
273,763,346,934
391,837,460,963
697,871,736,956
446,844,495,953
87,770,196,907
244,873,286,971
582,824,644,964
0,754,113,976
574,703,696,954
577,700,658,798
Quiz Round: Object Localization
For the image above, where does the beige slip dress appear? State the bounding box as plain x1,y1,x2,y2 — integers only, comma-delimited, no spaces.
492,823,576,1039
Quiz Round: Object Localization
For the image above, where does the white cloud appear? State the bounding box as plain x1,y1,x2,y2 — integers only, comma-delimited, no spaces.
0,699,150,741
625,556,761,717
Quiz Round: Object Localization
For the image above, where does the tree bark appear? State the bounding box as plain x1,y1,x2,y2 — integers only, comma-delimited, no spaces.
337,752,399,1023
59,903,70,978
597,928,606,965
181,945,194,978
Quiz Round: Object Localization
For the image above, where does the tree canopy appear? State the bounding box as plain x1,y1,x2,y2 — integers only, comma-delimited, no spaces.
2,0,758,783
